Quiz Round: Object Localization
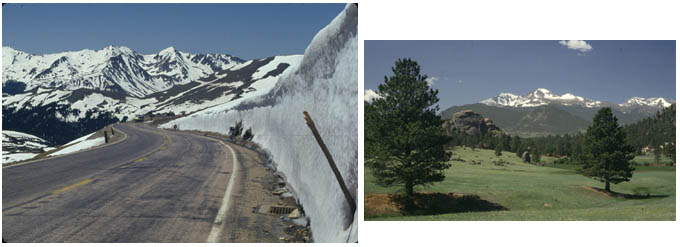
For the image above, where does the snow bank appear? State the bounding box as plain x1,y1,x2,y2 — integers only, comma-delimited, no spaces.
49,136,105,156
161,4,357,242
63,131,96,146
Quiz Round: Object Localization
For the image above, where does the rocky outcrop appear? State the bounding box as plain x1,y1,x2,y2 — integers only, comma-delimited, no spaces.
443,110,502,136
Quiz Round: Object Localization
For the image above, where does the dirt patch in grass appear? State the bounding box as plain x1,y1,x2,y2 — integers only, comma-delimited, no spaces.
365,192,507,217
365,193,401,217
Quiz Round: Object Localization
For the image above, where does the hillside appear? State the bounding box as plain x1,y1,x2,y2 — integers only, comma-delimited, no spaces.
513,105,590,135
441,104,590,136
440,103,527,129
624,104,676,152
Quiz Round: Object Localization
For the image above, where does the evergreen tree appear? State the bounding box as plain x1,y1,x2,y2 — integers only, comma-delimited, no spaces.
510,136,521,153
494,142,503,157
664,142,675,163
365,58,452,204
582,108,635,192
531,146,541,164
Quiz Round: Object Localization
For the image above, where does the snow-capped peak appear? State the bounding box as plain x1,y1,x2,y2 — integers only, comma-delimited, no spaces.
536,88,552,94
480,88,673,110
528,88,560,100
622,96,673,108
158,46,177,56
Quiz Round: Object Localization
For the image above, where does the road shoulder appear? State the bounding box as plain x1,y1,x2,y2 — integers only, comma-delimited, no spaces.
174,128,313,243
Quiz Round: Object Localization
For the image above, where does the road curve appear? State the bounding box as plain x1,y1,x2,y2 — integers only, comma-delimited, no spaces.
2,123,239,242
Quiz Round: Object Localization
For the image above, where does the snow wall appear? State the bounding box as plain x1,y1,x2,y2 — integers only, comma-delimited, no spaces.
160,4,357,242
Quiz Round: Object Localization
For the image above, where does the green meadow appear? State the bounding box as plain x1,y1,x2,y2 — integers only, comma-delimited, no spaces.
365,147,675,221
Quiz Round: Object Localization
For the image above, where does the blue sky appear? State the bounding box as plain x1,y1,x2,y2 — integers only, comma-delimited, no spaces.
2,3,345,59
365,40,676,109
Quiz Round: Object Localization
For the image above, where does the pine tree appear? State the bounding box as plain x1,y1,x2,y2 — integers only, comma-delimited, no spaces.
531,146,541,164
494,137,504,157
365,58,451,205
582,108,635,192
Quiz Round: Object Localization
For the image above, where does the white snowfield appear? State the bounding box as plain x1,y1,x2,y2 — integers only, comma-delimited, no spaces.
48,132,105,157
2,130,54,164
481,88,673,108
161,4,358,242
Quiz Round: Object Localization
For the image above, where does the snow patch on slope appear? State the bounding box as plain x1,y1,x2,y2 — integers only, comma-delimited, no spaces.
2,130,54,164
49,136,105,157
160,4,357,242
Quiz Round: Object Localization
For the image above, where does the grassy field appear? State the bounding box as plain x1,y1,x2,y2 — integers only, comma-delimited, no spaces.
632,154,673,165
365,147,675,220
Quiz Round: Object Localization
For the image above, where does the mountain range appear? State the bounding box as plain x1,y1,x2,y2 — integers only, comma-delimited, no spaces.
480,88,673,110
2,46,302,144
2,46,245,97
441,88,675,137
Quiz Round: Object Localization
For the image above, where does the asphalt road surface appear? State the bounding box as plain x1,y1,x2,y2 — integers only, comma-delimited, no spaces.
1,123,268,242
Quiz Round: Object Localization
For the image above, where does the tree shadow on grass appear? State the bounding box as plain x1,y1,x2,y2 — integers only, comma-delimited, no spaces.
582,186,670,199
391,192,507,216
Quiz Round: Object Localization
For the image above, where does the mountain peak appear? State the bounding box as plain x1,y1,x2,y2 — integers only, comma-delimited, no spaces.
528,88,558,98
535,88,552,93
159,46,177,55
99,45,135,57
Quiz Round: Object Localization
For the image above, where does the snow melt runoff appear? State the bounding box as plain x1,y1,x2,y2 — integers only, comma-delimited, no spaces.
161,4,358,242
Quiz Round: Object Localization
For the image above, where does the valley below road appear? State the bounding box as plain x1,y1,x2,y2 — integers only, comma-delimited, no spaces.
2,123,297,243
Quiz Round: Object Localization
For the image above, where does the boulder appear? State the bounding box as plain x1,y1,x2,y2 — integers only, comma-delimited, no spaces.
444,110,502,136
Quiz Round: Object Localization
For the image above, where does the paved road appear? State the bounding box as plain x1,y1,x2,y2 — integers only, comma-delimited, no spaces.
2,123,247,242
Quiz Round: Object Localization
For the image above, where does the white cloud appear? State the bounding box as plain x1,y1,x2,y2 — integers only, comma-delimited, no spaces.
425,76,439,87
559,40,593,53
364,89,383,103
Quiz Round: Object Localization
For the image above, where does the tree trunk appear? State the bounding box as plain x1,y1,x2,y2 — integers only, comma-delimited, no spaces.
405,180,414,199
605,181,610,192
404,180,415,211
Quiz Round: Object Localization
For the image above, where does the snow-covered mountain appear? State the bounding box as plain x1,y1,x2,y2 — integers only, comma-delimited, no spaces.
481,88,673,109
161,4,357,242
2,46,244,97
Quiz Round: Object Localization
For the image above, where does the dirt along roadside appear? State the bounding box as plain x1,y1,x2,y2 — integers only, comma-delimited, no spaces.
175,128,313,243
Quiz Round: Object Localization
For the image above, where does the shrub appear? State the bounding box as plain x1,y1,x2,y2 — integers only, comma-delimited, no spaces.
243,128,254,141
228,120,244,137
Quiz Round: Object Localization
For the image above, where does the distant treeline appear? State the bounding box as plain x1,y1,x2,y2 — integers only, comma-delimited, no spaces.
2,103,119,145
448,105,675,162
